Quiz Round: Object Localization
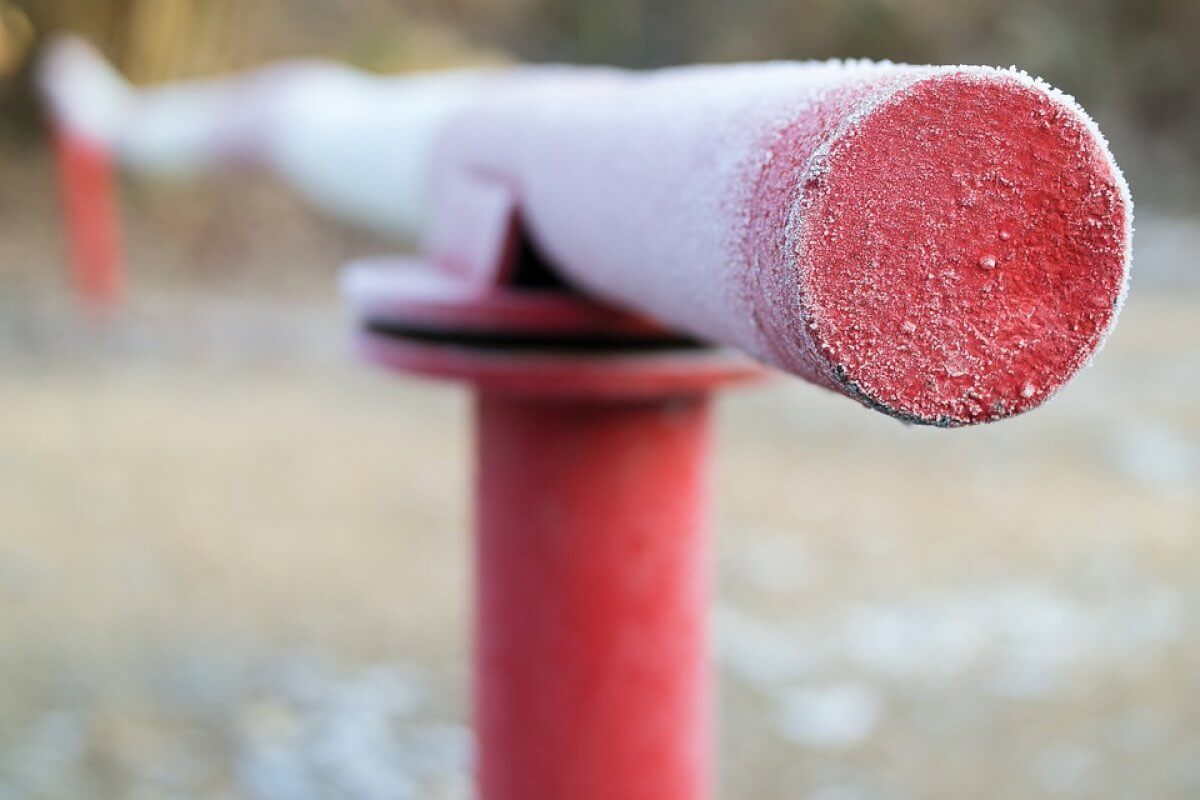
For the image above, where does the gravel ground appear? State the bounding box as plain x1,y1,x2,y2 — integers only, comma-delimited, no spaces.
1,152,1198,799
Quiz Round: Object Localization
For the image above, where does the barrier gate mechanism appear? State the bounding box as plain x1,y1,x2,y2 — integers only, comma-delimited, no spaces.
345,234,762,800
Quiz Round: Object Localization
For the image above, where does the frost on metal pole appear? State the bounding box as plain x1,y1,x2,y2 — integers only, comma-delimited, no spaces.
346,61,1132,800
414,62,1131,426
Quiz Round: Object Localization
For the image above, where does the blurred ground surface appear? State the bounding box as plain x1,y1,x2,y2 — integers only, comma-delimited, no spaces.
2,149,1199,799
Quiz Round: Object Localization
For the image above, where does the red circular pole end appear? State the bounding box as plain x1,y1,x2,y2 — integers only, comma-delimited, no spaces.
748,71,1130,425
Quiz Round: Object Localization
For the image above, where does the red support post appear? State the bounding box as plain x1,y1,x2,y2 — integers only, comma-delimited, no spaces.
475,393,713,800
346,261,762,800
53,128,123,312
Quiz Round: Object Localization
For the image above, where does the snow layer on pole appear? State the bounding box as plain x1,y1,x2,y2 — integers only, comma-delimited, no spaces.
38,44,1131,424
430,62,1131,426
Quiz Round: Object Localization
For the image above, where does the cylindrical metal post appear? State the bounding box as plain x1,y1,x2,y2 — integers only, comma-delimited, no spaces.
347,265,759,799
54,128,123,311
475,391,714,800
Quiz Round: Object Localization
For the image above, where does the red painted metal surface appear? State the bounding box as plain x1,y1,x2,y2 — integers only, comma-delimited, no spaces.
350,258,759,799
744,73,1128,424
362,333,761,400
54,127,123,312
475,392,713,800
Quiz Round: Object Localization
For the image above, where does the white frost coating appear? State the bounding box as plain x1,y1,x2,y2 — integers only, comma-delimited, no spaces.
36,34,133,145
265,68,488,239
37,36,488,241
39,43,1131,399
426,61,1132,376
432,61,926,351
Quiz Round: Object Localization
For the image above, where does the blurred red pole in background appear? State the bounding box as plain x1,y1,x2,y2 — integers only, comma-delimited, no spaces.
53,126,123,312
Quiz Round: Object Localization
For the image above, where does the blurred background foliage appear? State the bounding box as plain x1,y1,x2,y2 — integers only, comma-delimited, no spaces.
0,0,1197,210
